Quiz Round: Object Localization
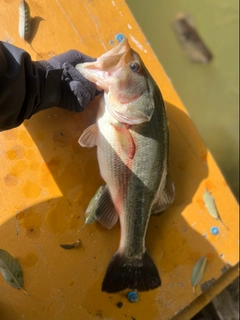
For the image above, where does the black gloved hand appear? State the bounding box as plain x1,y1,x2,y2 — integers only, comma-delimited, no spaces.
37,50,101,112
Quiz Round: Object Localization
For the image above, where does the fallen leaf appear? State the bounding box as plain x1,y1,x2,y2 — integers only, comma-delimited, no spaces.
0,249,28,295
191,256,207,293
203,189,228,229
60,239,81,250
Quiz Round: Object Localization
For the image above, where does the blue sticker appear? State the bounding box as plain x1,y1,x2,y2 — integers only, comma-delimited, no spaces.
210,226,219,235
115,33,125,42
127,291,139,302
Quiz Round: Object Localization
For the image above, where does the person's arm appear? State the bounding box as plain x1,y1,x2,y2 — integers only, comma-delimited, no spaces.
0,41,98,131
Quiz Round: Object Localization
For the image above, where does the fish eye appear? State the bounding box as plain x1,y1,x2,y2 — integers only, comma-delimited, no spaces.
130,62,140,72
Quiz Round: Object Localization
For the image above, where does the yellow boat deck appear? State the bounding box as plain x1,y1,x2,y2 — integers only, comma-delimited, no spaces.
0,1,239,319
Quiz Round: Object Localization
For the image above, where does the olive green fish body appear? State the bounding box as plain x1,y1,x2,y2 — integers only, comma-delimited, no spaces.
77,38,174,293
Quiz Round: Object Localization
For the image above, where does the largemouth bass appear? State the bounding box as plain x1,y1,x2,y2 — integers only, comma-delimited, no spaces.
76,38,175,293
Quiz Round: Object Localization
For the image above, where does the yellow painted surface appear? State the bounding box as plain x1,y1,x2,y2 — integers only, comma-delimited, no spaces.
0,1,239,320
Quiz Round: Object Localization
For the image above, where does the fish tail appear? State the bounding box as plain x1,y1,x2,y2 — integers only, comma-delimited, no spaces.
102,251,161,293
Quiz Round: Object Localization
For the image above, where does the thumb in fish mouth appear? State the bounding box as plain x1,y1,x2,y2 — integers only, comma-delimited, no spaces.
75,38,131,91
76,61,109,91
75,54,126,91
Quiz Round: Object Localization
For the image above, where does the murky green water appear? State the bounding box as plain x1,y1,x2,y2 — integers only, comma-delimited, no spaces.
126,0,239,200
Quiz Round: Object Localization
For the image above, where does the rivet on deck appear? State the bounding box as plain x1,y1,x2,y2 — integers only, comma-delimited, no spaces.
115,33,125,42
210,226,220,235
127,291,139,302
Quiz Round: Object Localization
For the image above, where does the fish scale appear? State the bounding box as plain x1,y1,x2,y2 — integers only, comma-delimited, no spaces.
77,38,175,293
121,96,168,257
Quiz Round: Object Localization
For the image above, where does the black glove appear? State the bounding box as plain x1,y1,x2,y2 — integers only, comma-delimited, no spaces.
37,50,101,112
0,42,101,131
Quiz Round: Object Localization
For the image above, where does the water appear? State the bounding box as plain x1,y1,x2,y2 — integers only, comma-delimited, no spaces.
126,0,239,200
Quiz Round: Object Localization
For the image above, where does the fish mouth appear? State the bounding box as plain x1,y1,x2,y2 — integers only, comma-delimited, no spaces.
76,38,130,91
99,37,130,62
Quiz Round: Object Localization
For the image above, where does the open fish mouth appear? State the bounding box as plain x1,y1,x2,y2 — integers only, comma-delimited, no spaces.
76,38,131,91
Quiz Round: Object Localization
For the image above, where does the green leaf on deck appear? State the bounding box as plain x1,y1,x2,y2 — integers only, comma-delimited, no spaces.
191,256,207,293
203,189,221,221
203,189,229,229
0,249,28,295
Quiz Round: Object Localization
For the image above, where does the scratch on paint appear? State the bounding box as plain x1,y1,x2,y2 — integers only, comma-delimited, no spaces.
34,241,46,259
55,0,84,43
128,23,132,29
81,0,107,51
15,212,19,236
130,35,147,53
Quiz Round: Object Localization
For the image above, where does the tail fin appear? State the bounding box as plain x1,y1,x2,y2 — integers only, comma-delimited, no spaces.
102,251,161,293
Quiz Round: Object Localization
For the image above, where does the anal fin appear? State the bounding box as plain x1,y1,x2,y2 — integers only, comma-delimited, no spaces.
152,173,175,215
95,186,118,229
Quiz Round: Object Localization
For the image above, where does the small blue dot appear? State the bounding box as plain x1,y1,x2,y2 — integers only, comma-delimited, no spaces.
211,226,219,235
109,40,114,45
127,291,139,302
115,33,125,42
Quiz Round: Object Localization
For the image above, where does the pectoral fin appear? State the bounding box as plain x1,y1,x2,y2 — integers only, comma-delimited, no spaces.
78,124,98,147
95,186,118,229
152,173,175,215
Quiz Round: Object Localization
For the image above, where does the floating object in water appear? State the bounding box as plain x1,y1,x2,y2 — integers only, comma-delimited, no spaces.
172,13,213,63
191,256,207,293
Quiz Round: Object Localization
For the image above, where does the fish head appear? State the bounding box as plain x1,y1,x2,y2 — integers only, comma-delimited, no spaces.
76,38,155,125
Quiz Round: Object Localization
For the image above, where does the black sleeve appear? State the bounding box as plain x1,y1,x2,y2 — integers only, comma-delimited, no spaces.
0,41,62,131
